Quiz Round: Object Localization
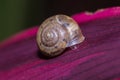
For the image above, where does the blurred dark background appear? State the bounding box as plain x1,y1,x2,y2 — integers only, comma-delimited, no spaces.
0,0,120,41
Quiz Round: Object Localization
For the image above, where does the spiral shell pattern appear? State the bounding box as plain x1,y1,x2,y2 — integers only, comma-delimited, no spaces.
37,15,69,57
37,15,85,57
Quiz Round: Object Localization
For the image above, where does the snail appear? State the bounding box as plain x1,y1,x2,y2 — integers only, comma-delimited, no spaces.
37,15,85,57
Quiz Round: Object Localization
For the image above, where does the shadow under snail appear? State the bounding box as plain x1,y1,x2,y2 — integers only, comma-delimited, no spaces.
37,15,85,57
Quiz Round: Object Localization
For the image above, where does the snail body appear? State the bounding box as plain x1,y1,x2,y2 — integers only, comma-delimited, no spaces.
37,15,85,57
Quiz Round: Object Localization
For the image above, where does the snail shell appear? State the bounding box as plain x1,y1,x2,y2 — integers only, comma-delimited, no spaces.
37,15,85,57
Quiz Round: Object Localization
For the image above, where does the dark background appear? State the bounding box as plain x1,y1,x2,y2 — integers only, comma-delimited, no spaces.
0,0,120,41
